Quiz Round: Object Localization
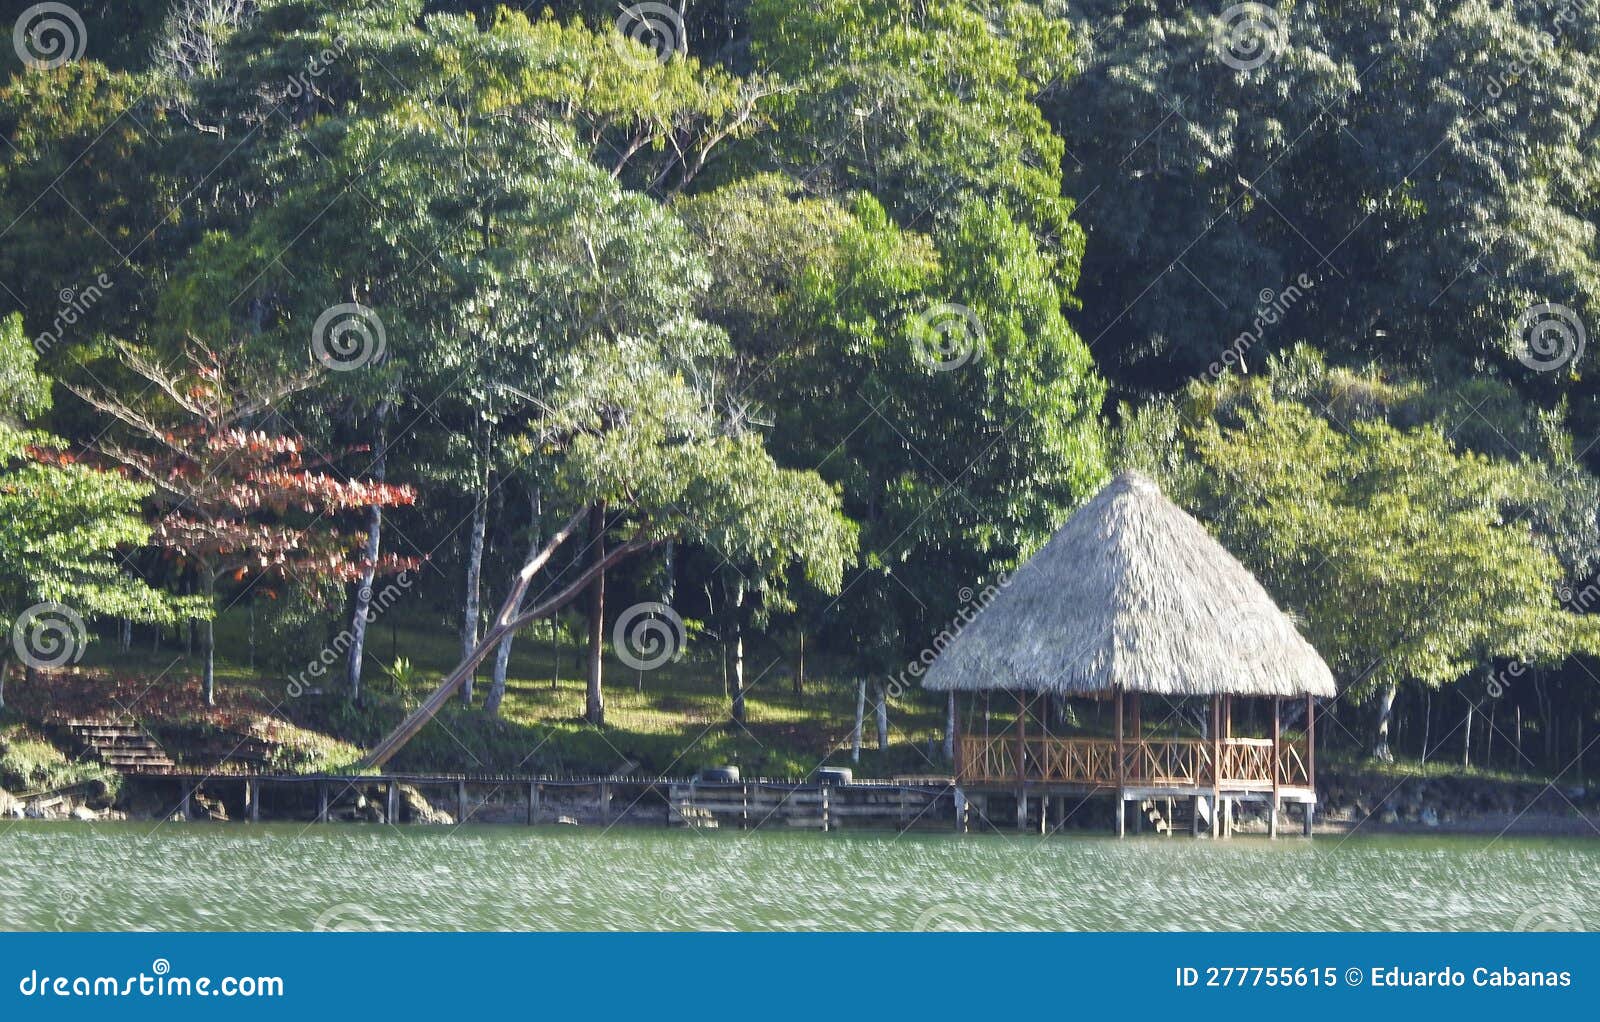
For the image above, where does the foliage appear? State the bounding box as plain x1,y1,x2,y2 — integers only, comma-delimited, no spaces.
0,316,197,664
1119,347,1600,700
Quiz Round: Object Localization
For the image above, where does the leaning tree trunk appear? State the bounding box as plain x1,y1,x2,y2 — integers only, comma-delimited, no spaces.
1372,683,1398,761
585,503,606,726
0,654,9,710
345,406,388,703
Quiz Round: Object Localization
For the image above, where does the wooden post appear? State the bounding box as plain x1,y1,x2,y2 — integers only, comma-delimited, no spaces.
1193,795,1204,836
600,781,612,822
456,780,468,823
386,780,399,825
952,693,963,783
1303,800,1314,837
1015,691,1028,832
1210,695,1222,838
1270,697,1282,839
528,782,539,824
246,779,260,822
317,781,328,823
1114,686,1126,838
1306,694,1316,791
180,787,192,821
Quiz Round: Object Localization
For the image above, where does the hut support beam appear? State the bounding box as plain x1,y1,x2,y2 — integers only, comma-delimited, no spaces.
1114,687,1126,838
1210,695,1222,839
1270,697,1282,839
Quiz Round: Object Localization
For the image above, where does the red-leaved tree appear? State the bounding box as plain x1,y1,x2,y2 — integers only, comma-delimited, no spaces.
66,341,416,704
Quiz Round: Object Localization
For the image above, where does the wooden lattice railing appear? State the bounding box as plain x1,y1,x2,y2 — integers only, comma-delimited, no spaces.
958,734,1309,789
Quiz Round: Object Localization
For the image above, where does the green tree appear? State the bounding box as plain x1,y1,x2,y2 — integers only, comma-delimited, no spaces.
1119,347,1600,757
0,315,198,706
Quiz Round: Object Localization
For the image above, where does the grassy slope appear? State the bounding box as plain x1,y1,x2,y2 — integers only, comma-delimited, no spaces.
2,607,949,780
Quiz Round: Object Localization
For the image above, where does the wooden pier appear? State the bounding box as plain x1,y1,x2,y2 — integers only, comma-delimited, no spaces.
128,770,966,832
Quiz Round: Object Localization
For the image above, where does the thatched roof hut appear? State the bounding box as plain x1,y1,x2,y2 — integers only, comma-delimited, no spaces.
922,471,1335,699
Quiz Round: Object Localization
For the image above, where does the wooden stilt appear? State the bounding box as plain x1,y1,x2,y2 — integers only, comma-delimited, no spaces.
528,781,539,824
1270,697,1282,840
386,780,399,825
1193,795,1203,836
180,787,192,821
1114,686,1126,838
246,779,260,823
317,781,328,823
1210,695,1222,838
456,780,468,823
954,786,968,833
1302,800,1314,837
601,781,612,822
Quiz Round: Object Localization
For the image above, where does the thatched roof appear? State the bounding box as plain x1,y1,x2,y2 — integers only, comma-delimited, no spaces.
921,471,1336,698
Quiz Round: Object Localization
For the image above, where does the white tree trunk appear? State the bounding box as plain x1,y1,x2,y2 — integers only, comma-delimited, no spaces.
459,484,488,707
1373,683,1397,761
852,679,866,763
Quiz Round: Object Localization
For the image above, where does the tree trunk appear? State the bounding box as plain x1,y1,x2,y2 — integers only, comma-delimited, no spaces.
0,654,9,710
585,503,606,726
729,576,747,724
1372,683,1397,761
486,488,541,717
346,409,388,703
459,481,489,707
851,678,866,763
944,691,956,761
1462,701,1473,770
874,681,888,750
794,630,805,699
201,573,217,707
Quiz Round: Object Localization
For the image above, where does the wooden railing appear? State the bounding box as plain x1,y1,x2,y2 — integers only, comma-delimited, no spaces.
958,734,1312,789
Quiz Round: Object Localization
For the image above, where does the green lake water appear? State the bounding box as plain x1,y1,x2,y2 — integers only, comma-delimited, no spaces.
0,821,1594,931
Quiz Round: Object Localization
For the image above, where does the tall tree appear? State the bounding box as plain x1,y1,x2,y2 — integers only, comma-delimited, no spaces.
0,315,197,706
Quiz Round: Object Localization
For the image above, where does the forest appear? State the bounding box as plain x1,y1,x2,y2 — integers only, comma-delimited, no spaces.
2,0,1599,781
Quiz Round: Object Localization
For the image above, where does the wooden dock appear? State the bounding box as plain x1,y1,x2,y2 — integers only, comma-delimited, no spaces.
124,770,965,832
